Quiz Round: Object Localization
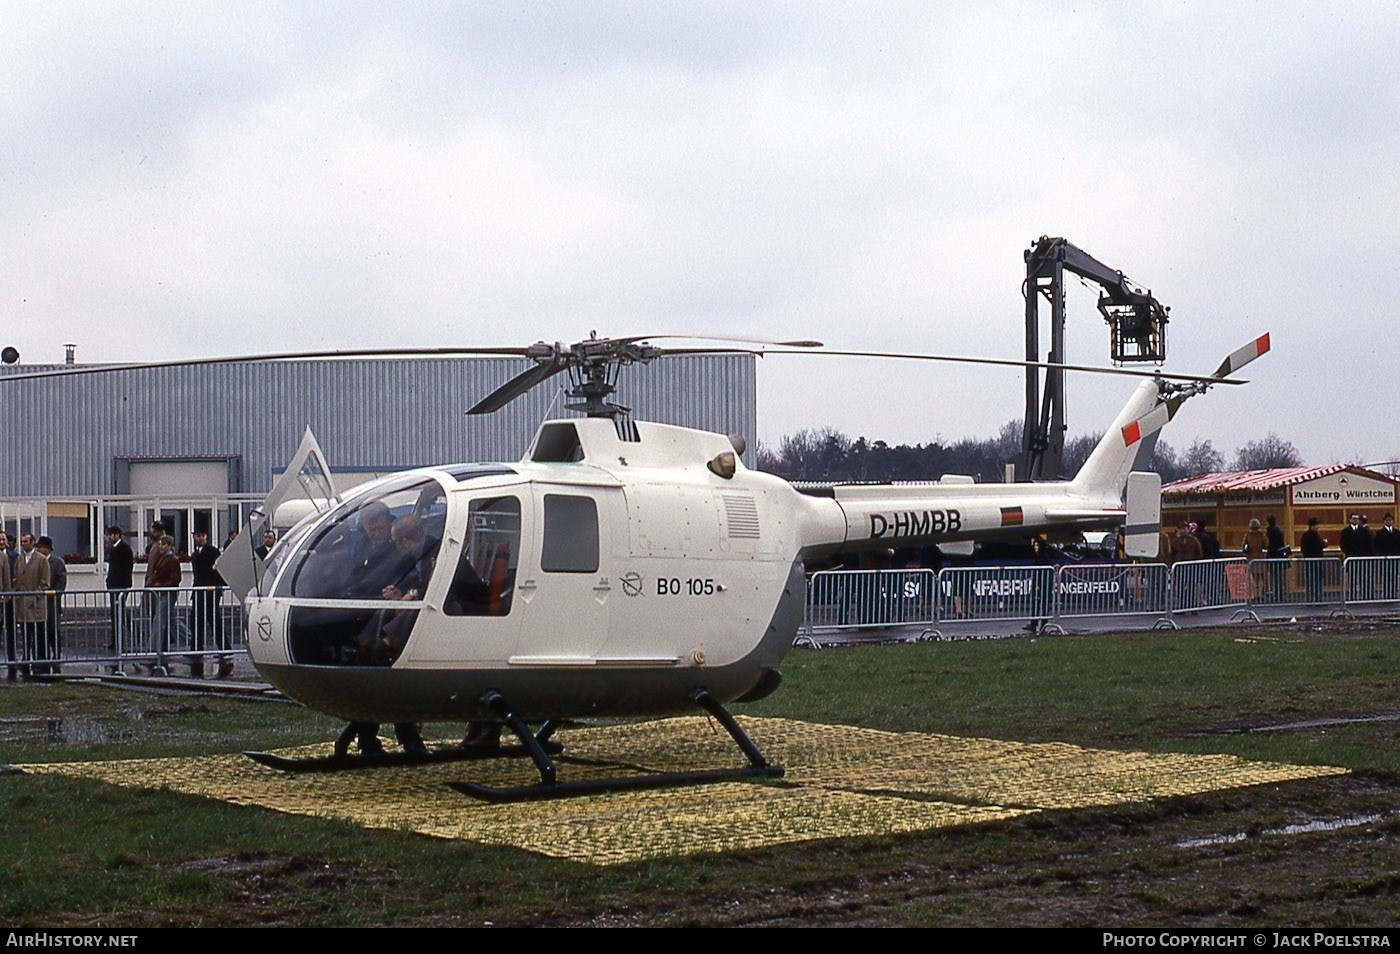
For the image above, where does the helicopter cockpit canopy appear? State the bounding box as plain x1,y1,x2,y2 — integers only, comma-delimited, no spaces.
273,475,446,600
269,472,523,667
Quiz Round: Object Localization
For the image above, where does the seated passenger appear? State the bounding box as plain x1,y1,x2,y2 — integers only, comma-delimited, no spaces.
380,514,438,604
354,514,439,759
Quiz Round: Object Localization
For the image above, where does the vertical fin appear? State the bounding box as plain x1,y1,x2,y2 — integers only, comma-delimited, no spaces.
1069,379,1165,497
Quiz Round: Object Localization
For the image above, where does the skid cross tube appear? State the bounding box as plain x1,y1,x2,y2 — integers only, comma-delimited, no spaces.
482,688,558,785
688,687,772,769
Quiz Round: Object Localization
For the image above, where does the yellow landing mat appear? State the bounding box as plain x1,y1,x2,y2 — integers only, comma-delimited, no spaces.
17,717,1345,866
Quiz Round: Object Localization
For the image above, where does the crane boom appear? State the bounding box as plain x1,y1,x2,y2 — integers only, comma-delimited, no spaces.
1021,235,1170,481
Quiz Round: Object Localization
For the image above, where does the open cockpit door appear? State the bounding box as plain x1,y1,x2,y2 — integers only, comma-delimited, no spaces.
217,427,339,603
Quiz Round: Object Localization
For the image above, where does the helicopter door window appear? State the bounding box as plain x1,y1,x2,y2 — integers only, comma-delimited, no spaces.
540,494,599,573
445,495,520,617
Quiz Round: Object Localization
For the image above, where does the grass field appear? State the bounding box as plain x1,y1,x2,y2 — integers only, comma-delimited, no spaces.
1,619,1397,927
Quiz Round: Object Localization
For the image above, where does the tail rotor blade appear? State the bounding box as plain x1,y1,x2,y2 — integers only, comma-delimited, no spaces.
1213,333,1271,379
1124,333,1273,446
1120,399,1184,447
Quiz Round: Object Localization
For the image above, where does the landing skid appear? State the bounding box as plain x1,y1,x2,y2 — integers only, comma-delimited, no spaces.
448,687,784,802
243,742,549,773
244,718,564,773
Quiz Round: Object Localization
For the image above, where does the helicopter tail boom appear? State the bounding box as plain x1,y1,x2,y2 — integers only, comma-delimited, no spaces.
790,376,1178,559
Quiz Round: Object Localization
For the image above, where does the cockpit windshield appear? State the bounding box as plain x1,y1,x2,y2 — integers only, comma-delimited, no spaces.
278,476,447,667
273,476,446,601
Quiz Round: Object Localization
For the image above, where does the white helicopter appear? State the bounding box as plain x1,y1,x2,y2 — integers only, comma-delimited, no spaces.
0,332,1269,798
193,332,1267,799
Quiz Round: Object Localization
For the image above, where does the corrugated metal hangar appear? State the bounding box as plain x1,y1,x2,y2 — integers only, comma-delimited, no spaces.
0,353,757,567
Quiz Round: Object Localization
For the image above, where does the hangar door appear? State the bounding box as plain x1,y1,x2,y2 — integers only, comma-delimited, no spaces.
118,458,237,555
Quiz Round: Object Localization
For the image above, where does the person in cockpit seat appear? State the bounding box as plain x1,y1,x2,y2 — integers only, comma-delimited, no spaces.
352,514,439,758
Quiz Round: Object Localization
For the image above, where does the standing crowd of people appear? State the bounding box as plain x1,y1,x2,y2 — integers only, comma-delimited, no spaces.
0,530,67,680
0,520,244,680
1144,511,1400,606
105,520,239,678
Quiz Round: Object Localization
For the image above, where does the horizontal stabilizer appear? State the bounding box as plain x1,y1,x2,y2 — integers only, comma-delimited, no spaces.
1043,508,1127,521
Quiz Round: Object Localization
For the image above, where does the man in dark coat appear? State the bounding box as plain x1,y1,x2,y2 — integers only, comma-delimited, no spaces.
353,514,437,759
1373,513,1400,599
1340,514,1373,558
0,532,13,681
254,529,277,561
188,530,223,678
1264,515,1288,602
105,526,134,671
1340,513,1377,600
1376,514,1400,556
1191,518,1223,604
1301,517,1328,602
1193,518,1221,559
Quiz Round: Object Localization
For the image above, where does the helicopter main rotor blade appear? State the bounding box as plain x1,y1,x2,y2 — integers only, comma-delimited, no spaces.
467,362,569,414
0,346,531,383
620,333,824,349
662,346,1249,386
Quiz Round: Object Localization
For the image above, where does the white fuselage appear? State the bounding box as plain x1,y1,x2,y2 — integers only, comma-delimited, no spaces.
244,380,1162,723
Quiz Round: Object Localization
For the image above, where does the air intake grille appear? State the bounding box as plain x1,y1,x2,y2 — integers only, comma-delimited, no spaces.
722,494,761,538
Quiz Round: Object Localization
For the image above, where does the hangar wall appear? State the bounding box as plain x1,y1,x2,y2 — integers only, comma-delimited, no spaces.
0,353,757,497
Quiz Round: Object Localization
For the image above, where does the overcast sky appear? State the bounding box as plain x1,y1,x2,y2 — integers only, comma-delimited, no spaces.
4,2,1397,469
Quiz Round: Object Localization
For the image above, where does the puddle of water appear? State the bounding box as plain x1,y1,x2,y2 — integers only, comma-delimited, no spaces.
0,716,134,746
1176,813,1385,848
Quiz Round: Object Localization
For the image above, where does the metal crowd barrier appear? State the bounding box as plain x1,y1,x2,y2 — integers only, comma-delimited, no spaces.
1342,556,1400,608
1,586,245,677
1055,562,1169,621
937,565,1057,630
1168,557,1246,616
801,556,1398,641
803,569,937,632
1233,556,1342,610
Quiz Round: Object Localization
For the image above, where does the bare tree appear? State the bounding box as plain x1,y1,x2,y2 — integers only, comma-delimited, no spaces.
760,423,1302,486
1062,434,1099,477
773,427,853,480
1148,438,1182,482
1231,433,1302,470
1179,438,1224,477
753,440,783,473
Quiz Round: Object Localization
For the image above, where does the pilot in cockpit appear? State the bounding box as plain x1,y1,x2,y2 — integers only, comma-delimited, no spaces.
346,501,397,597
352,514,439,759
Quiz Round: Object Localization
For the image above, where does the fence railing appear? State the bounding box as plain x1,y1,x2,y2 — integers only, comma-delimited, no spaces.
6,559,1397,670
2,586,243,677
803,556,1400,641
